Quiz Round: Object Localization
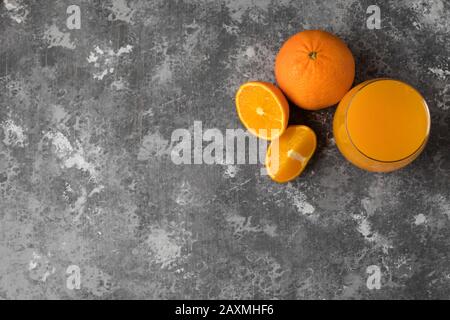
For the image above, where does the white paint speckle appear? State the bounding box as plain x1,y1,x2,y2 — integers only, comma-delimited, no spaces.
111,78,127,90
107,0,135,23
137,131,170,161
414,214,427,225
28,252,41,271
353,214,392,254
44,24,76,49
88,185,104,198
2,119,26,147
64,153,97,178
224,164,238,178
152,58,173,84
95,46,104,55
50,104,68,124
174,181,195,206
293,196,315,215
428,67,450,80
72,187,87,222
285,184,316,217
329,137,336,146
44,131,97,179
93,69,109,81
44,131,73,158
41,267,56,282
3,0,16,10
226,213,259,234
28,251,55,282
87,44,133,80
225,211,277,237
245,46,255,58
146,227,182,269
263,224,277,237
410,0,446,32
116,44,133,55
222,23,239,35
87,52,98,64
3,0,29,24
82,265,113,296
357,215,373,239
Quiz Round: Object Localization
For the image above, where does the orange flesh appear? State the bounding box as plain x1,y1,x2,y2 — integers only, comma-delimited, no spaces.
347,80,429,162
236,82,289,140
266,125,317,183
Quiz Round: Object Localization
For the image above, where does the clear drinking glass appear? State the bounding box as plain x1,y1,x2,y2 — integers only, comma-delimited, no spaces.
333,79,431,172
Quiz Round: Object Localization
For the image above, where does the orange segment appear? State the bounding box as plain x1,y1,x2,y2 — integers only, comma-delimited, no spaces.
235,81,289,140
265,125,317,183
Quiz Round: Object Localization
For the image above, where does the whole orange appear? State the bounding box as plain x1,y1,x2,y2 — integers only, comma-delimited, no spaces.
275,30,355,110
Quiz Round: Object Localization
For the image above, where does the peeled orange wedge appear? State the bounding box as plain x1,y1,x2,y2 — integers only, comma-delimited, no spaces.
265,125,317,183
235,81,289,140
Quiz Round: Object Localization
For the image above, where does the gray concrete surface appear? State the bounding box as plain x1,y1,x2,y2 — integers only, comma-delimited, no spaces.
0,0,449,299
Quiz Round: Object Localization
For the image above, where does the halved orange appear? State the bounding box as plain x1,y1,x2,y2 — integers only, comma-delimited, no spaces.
265,125,317,183
235,81,289,140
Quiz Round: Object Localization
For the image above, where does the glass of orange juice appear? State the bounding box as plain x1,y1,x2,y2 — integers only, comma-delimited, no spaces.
333,78,430,172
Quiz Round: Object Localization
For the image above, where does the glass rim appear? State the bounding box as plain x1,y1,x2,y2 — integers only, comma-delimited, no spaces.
344,78,431,164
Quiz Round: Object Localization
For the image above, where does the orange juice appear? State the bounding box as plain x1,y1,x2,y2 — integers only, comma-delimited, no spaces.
333,79,430,172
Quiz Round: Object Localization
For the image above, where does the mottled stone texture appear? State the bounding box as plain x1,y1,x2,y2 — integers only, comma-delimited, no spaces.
0,0,449,300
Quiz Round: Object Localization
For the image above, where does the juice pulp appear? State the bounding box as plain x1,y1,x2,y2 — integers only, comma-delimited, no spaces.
333,79,430,172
